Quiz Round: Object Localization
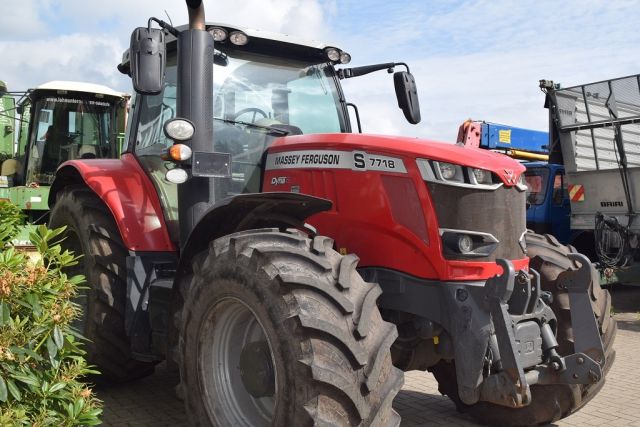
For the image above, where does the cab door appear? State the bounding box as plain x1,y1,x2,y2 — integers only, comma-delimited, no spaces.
549,168,571,243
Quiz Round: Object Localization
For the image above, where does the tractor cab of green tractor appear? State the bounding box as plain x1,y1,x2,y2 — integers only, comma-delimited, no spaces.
17,82,128,186
0,81,129,220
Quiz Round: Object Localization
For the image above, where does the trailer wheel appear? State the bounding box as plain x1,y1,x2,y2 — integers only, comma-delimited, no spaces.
430,232,616,426
49,185,156,383
176,229,403,426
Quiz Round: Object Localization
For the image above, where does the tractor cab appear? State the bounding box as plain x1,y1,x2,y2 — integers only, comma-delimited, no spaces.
119,22,419,242
0,81,128,221
17,82,128,186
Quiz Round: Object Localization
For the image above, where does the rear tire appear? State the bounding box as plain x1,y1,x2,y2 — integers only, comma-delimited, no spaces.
430,232,616,426
177,229,403,426
49,185,156,383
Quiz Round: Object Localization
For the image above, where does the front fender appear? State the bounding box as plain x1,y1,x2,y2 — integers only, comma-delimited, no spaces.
177,192,332,276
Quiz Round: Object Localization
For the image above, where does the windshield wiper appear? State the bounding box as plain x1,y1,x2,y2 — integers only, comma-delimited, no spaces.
213,117,291,136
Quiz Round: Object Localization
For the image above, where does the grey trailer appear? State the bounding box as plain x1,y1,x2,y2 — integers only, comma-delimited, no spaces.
542,74,640,283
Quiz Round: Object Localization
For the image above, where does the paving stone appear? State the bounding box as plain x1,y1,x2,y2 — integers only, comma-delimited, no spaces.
97,288,640,426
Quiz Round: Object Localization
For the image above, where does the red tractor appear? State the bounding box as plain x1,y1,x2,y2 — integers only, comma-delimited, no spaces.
48,1,615,426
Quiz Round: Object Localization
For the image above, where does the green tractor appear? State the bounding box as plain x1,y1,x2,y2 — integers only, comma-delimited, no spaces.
0,81,16,166
0,80,129,245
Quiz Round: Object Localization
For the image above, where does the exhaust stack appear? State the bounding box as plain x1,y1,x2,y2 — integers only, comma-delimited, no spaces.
177,0,214,247
186,0,206,30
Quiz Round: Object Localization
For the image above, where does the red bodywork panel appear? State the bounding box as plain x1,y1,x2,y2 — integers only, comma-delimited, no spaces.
263,133,528,281
56,153,176,252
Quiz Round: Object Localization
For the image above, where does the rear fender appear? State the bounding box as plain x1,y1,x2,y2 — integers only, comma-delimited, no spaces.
49,154,175,251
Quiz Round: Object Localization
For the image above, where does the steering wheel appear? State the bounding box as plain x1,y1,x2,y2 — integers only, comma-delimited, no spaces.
233,107,268,124
66,131,82,142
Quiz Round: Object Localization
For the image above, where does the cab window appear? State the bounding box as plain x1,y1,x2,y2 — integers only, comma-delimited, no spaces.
524,168,549,205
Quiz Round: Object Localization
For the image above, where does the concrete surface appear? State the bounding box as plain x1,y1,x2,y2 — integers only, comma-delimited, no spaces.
96,286,640,426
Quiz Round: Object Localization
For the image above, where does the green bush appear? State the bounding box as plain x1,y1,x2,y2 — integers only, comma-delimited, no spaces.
0,200,101,426
0,200,23,244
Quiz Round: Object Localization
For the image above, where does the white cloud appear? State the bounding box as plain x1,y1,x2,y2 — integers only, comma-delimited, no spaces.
40,0,330,40
0,34,126,92
0,0,331,93
2,0,638,147
0,0,51,39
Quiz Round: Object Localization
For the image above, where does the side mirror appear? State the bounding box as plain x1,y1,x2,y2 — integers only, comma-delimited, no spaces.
129,27,166,95
394,71,421,125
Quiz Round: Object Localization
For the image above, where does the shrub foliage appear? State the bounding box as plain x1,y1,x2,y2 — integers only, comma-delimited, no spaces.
0,200,101,426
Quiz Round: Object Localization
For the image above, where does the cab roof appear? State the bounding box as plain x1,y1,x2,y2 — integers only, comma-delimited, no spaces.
119,22,345,74
35,81,127,98
167,22,338,51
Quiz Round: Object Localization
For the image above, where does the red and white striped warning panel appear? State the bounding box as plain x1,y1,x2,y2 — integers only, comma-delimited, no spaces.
568,184,585,202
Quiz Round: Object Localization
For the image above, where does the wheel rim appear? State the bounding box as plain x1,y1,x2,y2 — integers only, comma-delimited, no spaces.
199,297,278,426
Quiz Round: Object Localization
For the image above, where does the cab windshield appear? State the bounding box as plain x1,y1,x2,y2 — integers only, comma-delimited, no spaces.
26,96,117,184
214,50,346,134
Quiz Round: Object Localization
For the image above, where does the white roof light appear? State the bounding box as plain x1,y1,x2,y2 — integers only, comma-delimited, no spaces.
229,31,249,46
209,27,228,42
35,81,126,98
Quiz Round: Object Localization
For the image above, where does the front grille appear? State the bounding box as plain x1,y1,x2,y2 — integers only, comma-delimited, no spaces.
427,183,526,261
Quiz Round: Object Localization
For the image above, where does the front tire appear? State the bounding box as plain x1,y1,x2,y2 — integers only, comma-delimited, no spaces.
430,232,616,426
177,229,403,426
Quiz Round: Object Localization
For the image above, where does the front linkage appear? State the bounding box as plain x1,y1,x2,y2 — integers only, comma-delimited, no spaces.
454,256,604,408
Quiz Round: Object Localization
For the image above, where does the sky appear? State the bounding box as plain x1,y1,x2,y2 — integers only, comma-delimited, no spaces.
1,0,638,142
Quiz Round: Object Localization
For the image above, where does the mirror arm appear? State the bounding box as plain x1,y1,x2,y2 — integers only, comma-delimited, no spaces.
338,62,396,79
148,17,180,37
337,62,412,80
394,62,411,73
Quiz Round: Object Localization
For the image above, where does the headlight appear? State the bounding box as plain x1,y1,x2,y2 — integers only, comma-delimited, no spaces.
457,234,474,253
416,158,503,190
440,228,499,259
164,118,195,141
472,168,492,184
436,162,463,182
439,162,457,179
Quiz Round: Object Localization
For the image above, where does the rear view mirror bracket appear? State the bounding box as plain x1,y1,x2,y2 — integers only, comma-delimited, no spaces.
338,61,421,125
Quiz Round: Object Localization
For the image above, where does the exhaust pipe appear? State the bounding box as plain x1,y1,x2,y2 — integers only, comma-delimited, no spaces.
178,0,214,247
186,0,206,30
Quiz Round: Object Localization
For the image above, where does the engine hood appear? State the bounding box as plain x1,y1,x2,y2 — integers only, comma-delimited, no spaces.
268,133,525,182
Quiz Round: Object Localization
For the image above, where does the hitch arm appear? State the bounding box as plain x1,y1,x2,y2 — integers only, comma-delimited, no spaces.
481,259,531,407
559,253,605,366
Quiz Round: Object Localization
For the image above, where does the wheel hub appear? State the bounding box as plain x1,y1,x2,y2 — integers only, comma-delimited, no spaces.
239,340,275,398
